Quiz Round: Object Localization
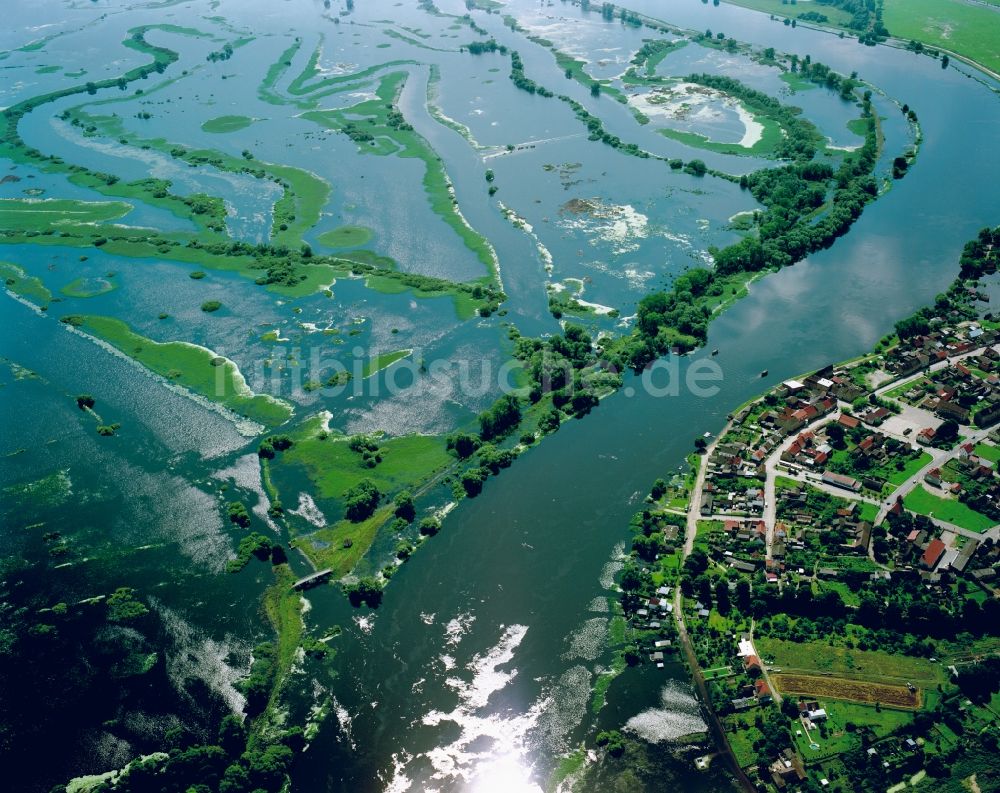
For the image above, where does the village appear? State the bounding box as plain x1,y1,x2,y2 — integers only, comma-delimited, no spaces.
618,295,1000,793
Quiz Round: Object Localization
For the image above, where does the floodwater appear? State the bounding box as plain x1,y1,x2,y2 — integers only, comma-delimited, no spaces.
1,0,997,790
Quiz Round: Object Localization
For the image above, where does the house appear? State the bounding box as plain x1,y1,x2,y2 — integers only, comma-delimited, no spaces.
730,559,758,574
822,471,862,493
922,538,946,570
700,492,714,516
807,708,828,722
917,427,936,445
755,679,773,701
863,407,891,425
732,697,757,712
936,401,970,423
744,655,762,673
837,413,860,429
924,468,942,487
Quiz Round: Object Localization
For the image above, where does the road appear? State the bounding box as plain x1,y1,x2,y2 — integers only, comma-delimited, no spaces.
677,434,756,792
684,422,731,558
672,583,755,791
749,620,782,706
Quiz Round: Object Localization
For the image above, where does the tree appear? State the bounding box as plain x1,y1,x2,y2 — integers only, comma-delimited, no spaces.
75,394,95,409
650,478,668,500
447,432,480,458
478,394,522,440
826,421,846,448
619,561,643,592
107,587,149,622
345,577,383,608
596,729,626,757
716,580,732,615
343,479,381,521
736,579,752,613
247,743,294,789
218,714,246,758
590,82,601,97
684,547,709,576
461,467,488,496
418,517,441,536
394,491,415,522
225,502,251,532
684,159,707,176
937,419,959,443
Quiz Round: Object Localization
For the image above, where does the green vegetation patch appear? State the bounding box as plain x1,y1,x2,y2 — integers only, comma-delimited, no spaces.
317,225,373,248
0,198,133,231
883,0,1000,75
903,485,995,533
300,71,498,282
756,637,947,687
271,422,455,572
0,261,52,305
201,114,255,133
64,315,292,426
972,442,1000,464
362,349,412,378
279,426,452,505
60,276,117,298
658,114,784,157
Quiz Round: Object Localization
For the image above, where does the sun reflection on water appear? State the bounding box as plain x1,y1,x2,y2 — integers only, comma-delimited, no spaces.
465,754,543,793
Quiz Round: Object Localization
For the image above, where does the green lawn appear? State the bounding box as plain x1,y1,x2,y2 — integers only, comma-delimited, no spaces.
68,315,292,426
903,484,995,532
973,442,1000,464
792,701,913,761
883,0,1000,75
857,501,878,523
724,716,765,768
820,580,861,608
756,637,946,686
883,451,932,485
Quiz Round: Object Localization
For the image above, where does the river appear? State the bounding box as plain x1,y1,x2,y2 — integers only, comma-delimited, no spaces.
1,0,998,790
290,3,1000,792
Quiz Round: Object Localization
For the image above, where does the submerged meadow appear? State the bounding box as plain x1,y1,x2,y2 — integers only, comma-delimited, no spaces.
0,0,997,791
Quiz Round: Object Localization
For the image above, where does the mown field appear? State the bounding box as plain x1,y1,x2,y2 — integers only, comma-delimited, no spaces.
756,637,947,686
772,672,920,708
883,0,1000,75
903,484,995,533
723,0,1000,75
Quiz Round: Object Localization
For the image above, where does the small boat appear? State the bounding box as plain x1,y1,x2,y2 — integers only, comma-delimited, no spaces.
760,369,769,378
703,431,712,438
711,348,719,356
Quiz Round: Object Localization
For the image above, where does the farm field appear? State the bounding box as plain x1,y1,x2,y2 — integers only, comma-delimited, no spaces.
883,0,1000,75
771,673,919,708
756,637,947,687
